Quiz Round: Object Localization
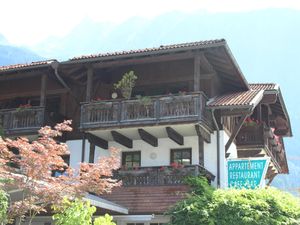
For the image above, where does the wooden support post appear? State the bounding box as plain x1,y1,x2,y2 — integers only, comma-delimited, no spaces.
225,113,250,153
89,143,95,163
86,66,93,102
194,53,201,91
166,127,184,145
40,74,47,107
86,133,108,149
111,131,133,148
138,129,158,147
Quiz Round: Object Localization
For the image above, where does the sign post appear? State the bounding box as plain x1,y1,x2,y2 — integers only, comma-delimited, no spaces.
227,157,270,189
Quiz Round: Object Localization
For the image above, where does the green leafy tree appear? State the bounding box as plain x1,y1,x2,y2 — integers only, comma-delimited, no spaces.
168,177,300,225
94,214,116,225
53,198,96,225
0,189,8,225
53,198,116,225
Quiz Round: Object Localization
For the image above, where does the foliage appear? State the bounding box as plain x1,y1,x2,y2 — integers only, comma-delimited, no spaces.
53,198,96,225
94,214,116,225
0,121,121,224
0,189,8,224
114,71,137,99
136,95,152,106
53,198,116,225
168,176,300,225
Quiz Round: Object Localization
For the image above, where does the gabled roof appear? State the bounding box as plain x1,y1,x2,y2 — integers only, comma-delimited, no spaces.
69,39,226,61
0,60,56,73
249,83,278,91
207,90,263,109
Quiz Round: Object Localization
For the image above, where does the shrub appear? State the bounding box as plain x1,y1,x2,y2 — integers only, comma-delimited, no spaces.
168,177,300,225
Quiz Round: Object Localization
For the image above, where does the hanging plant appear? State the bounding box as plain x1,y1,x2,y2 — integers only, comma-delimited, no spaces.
114,71,137,99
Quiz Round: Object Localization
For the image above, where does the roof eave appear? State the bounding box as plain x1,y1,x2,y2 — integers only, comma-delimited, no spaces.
61,41,227,65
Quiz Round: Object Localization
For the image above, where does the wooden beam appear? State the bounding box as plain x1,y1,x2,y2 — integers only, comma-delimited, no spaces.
225,113,250,152
111,131,133,148
92,51,195,69
166,127,184,145
194,53,201,91
195,124,211,143
198,135,204,165
86,133,108,149
200,53,216,73
138,129,158,147
86,66,93,102
40,74,47,107
0,88,68,101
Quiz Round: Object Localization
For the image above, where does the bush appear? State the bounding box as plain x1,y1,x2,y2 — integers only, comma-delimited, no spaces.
0,189,8,224
53,198,116,225
168,177,300,225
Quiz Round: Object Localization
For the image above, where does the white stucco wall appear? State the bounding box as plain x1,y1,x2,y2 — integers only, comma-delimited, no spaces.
203,130,237,188
66,139,90,169
66,130,238,190
95,136,199,167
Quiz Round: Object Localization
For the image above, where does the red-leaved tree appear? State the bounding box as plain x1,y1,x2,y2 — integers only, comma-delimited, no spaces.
0,120,121,224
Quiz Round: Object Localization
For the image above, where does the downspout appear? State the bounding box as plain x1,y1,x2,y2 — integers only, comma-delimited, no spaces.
211,109,220,188
51,61,71,92
50,61,81,105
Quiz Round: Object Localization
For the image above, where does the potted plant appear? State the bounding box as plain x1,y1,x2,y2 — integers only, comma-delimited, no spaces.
114,71,137,99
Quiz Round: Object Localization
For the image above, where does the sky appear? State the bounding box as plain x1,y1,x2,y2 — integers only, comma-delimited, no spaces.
1,0,300,46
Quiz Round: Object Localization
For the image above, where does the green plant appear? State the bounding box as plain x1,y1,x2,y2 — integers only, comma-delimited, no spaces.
53,198,116,225
53,198,96,225
114,71,137,99
168,176,300,225
0,189,8,225
136,95,152,106
94,214,116,225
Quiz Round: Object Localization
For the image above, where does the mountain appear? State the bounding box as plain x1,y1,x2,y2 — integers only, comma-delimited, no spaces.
2,8,300,192
0,42,44,66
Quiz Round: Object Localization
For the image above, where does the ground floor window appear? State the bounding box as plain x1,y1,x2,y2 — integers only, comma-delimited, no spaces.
122,151,141,168
170,148,192,165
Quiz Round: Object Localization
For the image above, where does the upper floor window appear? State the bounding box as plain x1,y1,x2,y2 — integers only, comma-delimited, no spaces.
170,148,192,165
122,151,141,168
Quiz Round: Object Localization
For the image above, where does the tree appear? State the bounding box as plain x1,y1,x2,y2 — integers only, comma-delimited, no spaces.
0,189,8,224
0,121,121,224
168,177,300,225
53,198,116,225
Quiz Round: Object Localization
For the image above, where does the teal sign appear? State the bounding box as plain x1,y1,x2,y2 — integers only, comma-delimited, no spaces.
227,158,269,189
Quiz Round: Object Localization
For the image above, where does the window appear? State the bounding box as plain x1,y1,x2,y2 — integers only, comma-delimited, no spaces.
170,148,191,165
122,151,141,168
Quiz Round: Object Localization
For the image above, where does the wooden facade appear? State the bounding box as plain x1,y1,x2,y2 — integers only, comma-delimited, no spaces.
0,40,293,221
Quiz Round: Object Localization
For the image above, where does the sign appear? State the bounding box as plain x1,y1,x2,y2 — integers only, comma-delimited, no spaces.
227,157,270,189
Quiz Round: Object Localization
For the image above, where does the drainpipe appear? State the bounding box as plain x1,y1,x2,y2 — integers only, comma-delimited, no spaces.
50,61,80,105
211,109,220,188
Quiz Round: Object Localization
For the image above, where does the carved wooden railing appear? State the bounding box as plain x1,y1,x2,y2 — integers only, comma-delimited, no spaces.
80,92,212,129
114,165,214,186
0,107,45,135
236,124,284,171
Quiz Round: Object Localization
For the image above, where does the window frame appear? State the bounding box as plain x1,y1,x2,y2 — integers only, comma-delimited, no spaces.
170,148,192,165
122,151,141,168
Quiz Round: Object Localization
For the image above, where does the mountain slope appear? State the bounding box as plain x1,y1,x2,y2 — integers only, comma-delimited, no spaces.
0,44,43,66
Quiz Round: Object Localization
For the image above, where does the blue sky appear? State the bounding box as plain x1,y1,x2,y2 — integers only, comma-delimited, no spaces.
1,0,300,46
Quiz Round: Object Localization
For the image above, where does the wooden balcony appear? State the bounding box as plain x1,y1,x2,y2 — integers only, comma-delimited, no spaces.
114,165,214,187
0,107,45,136
236,124,285,171
80,92,212,130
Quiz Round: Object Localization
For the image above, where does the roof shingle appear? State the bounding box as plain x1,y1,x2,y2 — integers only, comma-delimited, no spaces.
70,39,226,61
0,60,55,73
249,83,278,91
207,90,263,108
